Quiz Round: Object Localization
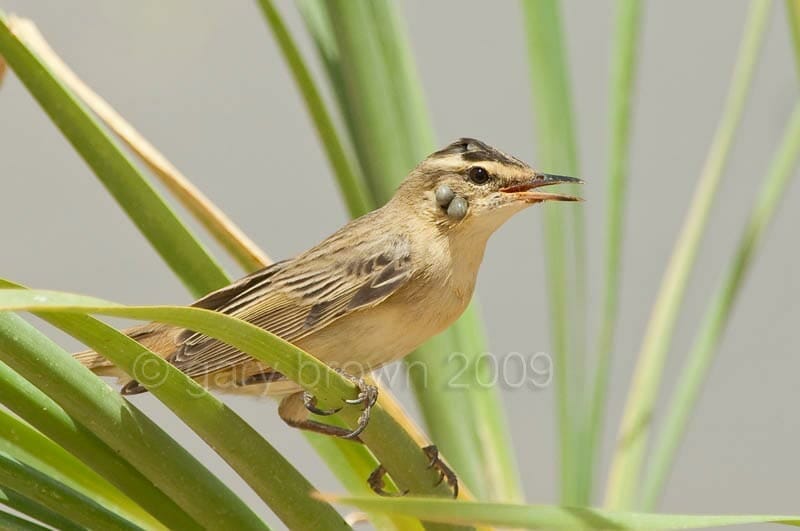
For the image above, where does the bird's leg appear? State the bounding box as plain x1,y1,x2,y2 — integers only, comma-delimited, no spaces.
278,391,363,440
279,369,379,440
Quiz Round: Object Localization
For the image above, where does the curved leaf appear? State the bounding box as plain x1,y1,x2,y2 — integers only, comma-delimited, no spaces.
0,409,163,530
0,10,228,297
0,452,141,531
0,361,200,530
604,0,773,508
521,0,585,504
586,0,643,504
255,0,373,216
0,312,269,530
0,280,347,530
0,506,61,531
0,486,83,531
321,495,800,530
643,102,800,507
0,287,465,505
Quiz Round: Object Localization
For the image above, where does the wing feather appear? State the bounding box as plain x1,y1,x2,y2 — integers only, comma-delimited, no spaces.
168,236,413,379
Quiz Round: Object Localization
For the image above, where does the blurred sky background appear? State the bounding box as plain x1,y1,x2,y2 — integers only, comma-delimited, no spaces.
1,1,799,528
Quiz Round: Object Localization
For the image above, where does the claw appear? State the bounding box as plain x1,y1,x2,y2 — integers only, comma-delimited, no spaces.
299,369,379,439
303,391,342,416
334,369,378,439
367,464,409,497
422,445,459,498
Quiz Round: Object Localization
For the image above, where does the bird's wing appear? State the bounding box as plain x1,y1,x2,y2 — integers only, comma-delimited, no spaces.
167,236,413,379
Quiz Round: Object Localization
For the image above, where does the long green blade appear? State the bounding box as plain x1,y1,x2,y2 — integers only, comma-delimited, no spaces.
0,280,347,531
585,0,644,504
604,0,773,508
0,409,158,530
323,495,800,530
0,360,200,530
0,451,140,531
0,504,54,531
255,0,373,216
787,0,800,76
520,0,585,504
0,312,269,530
642,102,800,508
0,287,475,530
0,487,83,531
0,10,228,297
4,15,270,273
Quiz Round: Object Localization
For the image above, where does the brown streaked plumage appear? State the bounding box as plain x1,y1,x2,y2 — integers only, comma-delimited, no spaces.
75,137,581,494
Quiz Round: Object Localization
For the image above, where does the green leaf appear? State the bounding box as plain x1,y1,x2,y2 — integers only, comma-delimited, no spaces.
0,451,141,531
322,495,800,529
520,0,585,504
0,409,159,530
585,0,644,504
603,0,773,509
642,102,800,508
0,280,347,531
787,0,800,77
0,311,269,530
0,10,228,297
0,287,473,526
0,486,84,531
0,506,53,531
255,0,373,216
0,360,200,530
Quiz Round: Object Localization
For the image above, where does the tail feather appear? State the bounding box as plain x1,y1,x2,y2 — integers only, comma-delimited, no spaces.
73,322,180,389
73,349,113,369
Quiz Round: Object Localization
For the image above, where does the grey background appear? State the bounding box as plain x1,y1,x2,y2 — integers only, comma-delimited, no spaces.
1,0,798,528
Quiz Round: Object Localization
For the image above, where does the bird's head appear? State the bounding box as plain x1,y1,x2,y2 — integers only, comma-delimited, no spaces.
395,138,582,236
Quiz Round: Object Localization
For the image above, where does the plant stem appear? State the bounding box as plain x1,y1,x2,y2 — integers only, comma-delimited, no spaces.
585,0,643,504
641,102,800,509
603,0,773,509
0,361,201,530
786,0,800,77
0,10,229,297
520,0,584,504
0,312,270,530
6,16,271,273
255,0,373,216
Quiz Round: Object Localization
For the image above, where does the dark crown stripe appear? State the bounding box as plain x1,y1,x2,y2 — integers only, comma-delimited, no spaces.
432,137,528,168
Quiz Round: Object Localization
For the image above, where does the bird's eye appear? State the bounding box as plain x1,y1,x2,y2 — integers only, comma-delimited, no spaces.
468,166,490,185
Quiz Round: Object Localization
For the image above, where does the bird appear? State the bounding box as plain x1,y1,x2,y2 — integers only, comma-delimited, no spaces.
75,137,581,496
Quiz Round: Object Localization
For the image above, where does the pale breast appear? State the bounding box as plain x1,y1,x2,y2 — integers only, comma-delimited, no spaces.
296,242,479,374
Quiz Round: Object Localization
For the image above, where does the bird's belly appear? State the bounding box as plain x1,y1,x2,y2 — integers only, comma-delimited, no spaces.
296,296,463,375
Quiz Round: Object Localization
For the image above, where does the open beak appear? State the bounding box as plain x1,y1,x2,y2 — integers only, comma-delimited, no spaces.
500,173,583,203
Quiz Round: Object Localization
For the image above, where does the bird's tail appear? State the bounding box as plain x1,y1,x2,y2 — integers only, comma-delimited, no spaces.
73,322,180,381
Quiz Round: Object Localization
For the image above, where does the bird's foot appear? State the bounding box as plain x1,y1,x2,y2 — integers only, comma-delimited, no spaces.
423,445,459,498
338,369,378,439
301,369,378,439
367,465,409,497
303,391,342,416
366,445,458,498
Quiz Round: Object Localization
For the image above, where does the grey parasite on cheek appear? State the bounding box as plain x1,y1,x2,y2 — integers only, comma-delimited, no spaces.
434,184,468,220
435,184,455,206
447,196,468,220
